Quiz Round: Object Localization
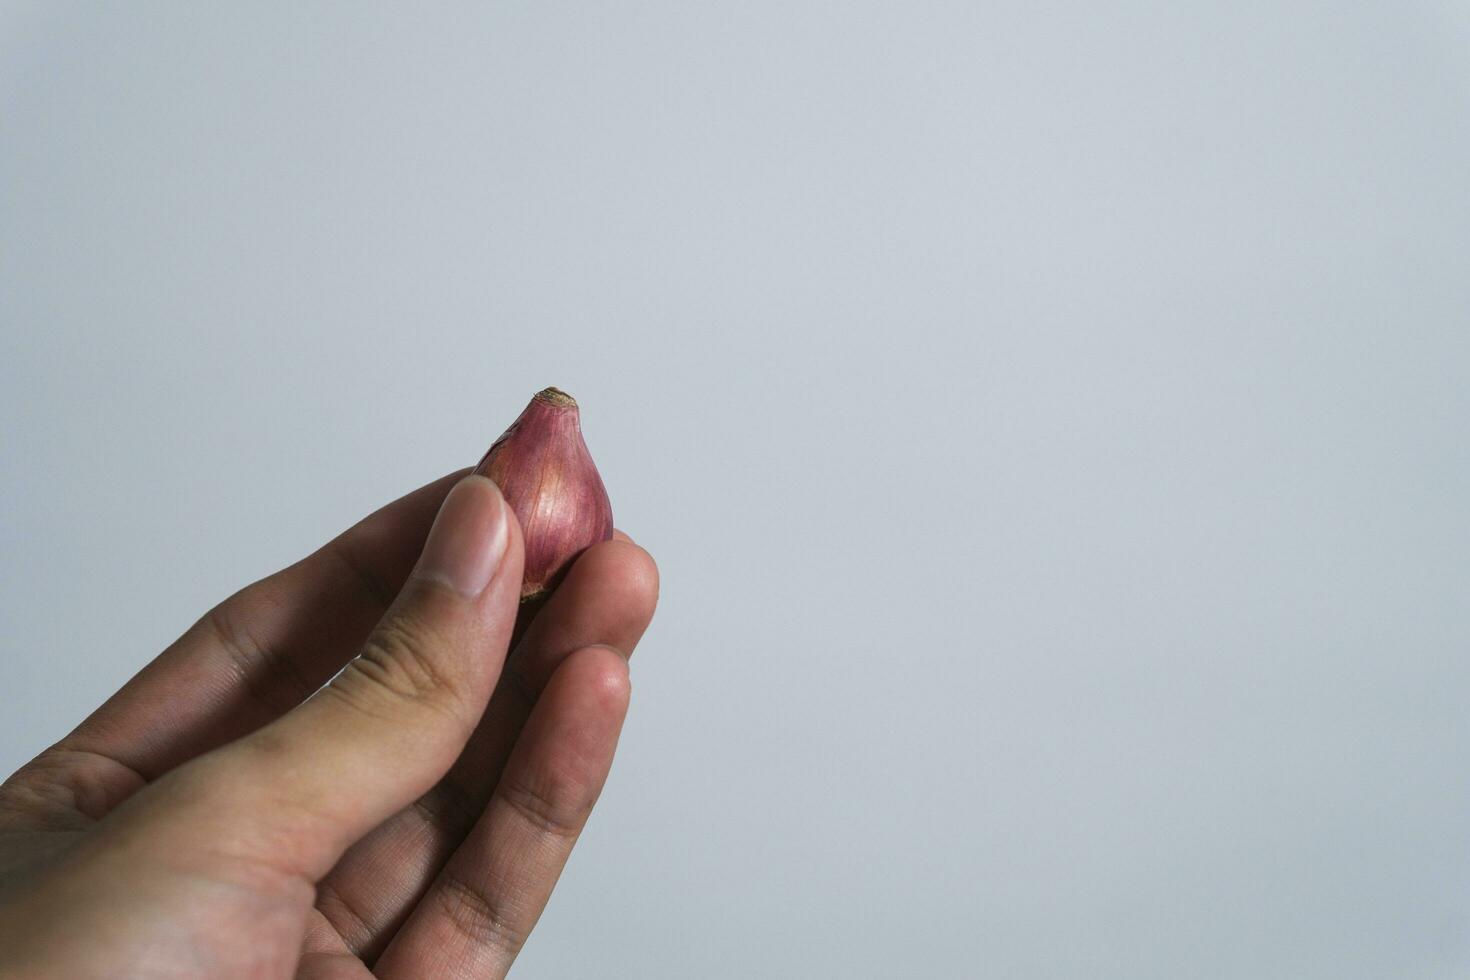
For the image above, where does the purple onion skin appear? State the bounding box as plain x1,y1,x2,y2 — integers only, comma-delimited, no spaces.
474,387,614,600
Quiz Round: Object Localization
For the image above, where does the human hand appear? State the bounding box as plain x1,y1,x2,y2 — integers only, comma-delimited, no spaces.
0,472,658,978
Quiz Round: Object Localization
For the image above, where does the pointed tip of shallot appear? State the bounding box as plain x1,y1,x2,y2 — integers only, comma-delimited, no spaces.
535,386,578,409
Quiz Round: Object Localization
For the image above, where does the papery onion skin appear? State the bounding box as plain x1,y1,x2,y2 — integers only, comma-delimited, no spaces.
474,387,614,600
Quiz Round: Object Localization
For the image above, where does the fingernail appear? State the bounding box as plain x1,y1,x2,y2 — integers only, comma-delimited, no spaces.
414,475,510,597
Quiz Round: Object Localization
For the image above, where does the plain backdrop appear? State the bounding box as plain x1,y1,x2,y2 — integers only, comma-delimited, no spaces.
3,3,1469,978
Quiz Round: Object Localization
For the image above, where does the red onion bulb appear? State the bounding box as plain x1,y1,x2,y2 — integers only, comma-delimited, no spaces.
474,387,614,600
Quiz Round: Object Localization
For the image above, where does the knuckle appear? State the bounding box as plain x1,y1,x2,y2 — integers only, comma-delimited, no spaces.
205,593,315,714
436,869,530,956
0,746,147,829
336,611,464,718
497,772,589,841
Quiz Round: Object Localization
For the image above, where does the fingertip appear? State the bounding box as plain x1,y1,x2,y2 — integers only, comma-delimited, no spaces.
580,539,660,610
547,645,632,735
503,540,657,698
411,475,512,598
581,644,633,709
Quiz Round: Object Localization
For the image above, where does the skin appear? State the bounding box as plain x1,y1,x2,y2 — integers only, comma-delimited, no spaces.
0,470,659,978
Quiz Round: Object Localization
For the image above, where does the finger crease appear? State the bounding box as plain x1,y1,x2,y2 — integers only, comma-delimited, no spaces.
350,618,463,717
207,604,315,715
1,745,149,826
436,869,529,956
315,880,376,956
496,778,585,841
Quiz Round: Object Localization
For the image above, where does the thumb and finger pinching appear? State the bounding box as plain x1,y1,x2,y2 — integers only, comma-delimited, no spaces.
105,474,526,886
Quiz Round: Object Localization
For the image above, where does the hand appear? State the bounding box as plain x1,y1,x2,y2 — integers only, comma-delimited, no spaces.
0,472,658,978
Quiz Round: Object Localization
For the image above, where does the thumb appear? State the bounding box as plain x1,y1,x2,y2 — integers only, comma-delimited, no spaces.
114,474,525,883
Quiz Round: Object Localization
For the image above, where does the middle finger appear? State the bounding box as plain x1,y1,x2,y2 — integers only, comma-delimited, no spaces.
308,537,658,962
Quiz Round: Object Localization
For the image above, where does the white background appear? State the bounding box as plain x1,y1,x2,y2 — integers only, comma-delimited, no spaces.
3,3,1469,977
